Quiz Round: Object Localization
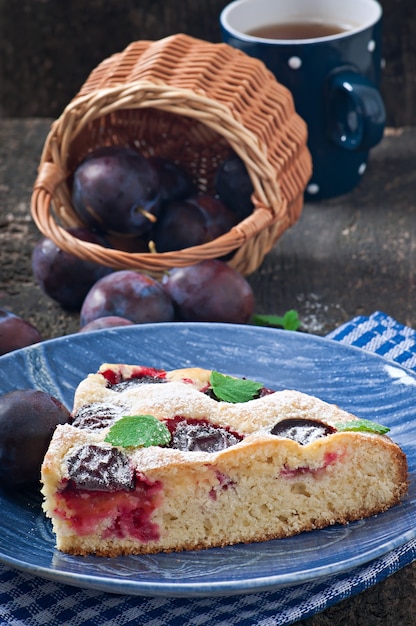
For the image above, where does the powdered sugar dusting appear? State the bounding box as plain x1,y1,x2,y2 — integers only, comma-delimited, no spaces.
57,365,365,473
75,368,360,434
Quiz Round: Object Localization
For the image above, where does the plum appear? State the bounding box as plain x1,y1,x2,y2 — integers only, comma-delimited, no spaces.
270,418,336,445
66,445,135,491
215,154,254,220
153,194,237,252
79,316,134,333
71,403,123,430
0,309,42,355
0,389,71,487
72,145,161,236
32,227,113,309
148,157,196,203
170,420,242,452
162,259,255,323
80,270,175,327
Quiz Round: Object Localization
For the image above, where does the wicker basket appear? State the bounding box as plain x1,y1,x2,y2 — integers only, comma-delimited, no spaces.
31,33,312,276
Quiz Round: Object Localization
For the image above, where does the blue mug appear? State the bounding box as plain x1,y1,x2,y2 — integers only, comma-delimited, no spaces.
220,0,385,201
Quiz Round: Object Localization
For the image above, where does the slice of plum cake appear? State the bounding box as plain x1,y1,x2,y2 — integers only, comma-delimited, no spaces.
41,363,408,556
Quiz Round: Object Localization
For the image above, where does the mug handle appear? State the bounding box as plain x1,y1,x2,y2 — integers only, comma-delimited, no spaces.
326,69,386,151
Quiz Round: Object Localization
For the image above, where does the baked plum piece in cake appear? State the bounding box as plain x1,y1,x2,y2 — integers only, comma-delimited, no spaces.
41,364,409,557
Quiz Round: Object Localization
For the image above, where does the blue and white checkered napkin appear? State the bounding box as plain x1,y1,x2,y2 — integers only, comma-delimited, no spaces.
1,311,415,626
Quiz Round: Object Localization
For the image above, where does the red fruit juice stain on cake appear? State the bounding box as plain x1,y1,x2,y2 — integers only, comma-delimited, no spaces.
209,470,236,500
100,366,167,386
56,475,163,542
280,450,342,479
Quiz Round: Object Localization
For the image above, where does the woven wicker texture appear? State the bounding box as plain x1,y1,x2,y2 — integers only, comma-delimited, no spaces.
31,33,312,275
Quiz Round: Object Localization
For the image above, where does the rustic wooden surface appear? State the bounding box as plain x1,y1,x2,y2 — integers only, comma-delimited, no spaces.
0,0,416,127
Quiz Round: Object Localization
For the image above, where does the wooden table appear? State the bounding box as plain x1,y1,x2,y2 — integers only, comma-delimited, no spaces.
0,118,416,624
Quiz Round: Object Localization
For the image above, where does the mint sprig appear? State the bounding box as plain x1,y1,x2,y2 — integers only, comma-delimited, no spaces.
336,418,390,435
210,370,263,403
104,415,171,448
251,310,301,331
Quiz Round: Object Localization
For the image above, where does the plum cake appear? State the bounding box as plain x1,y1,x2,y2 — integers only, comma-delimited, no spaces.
41,363,409,556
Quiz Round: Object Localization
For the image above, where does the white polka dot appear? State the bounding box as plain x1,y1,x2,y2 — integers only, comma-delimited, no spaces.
368,40,376,52
288,56,302,70
358,162,367,175
307,183,320,194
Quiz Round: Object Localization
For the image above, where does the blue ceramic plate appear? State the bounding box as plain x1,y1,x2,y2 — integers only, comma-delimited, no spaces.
0,322,415,597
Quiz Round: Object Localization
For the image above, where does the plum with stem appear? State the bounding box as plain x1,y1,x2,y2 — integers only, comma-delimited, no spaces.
72,146,161,236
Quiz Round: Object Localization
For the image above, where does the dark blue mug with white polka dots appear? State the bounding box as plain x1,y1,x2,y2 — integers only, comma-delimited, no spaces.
220,0,385,201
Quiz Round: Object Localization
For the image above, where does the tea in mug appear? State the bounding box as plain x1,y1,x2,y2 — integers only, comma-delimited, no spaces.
246,20,349,40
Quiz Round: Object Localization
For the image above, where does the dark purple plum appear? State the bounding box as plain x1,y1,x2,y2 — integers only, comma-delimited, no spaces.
32,227,113,310
71,402,125,430
148,157,196,203
79,316,134,333
170,421,242,452
152,200,201,252
271,419,336,445
0,309,42,355
215,154,254,220
105,233,150,253
80,270,175,327
72,145,161,236
153,194,237,253
66,444,135,491
0,389,71,487
162,259,255,323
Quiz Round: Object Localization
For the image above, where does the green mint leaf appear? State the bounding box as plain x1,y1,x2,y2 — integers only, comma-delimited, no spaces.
251,309,301,331
104,414,171,448
336,418,390,435
210,370,263,403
